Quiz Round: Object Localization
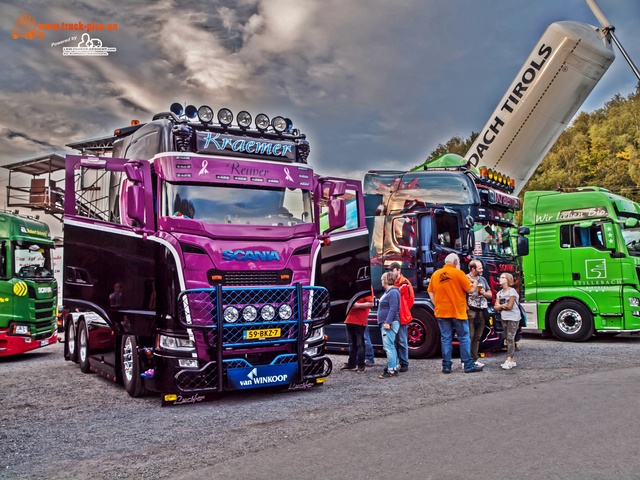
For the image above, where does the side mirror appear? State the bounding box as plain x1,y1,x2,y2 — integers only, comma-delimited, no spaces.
517,235,529,256
124,162,144,183
625,218,639,228
127,183,146,227
579,220,594,229
326,197,346,233
0,240,6,277
518,226,530,235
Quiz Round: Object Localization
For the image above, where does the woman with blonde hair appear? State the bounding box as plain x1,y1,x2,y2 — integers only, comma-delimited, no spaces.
377,271,401,378
494,272,521,370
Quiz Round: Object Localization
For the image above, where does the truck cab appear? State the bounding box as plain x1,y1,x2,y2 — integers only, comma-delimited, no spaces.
62,104,371,404
522,187,640,341
0,212,58,356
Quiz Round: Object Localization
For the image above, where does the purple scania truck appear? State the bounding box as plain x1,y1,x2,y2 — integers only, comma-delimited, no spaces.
62,104,371,405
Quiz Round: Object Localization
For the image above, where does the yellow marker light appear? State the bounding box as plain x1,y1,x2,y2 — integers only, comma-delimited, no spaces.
316,378,326,384
13,281,27,297
164,394,178,402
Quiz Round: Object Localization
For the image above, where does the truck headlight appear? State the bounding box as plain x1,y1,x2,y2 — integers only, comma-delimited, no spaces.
261,305,276,321
630,297,640,307
306,326,323,343
158,334,195,352
242,305,258,322
224,306,239,323
278,304,292,320
12,324,30,335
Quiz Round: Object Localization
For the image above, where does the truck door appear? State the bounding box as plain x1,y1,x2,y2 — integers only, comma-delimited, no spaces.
568,221,623,319
317,180,372,324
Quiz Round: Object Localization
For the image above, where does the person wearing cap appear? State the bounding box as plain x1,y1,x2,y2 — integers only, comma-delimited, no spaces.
428,253,483,374
388,262,414,372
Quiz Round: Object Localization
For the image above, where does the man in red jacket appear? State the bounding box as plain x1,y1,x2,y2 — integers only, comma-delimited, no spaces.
388,262,414,372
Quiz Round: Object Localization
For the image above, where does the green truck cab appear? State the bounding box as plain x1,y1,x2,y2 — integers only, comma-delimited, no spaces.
521,187,640,341
0,212,58,356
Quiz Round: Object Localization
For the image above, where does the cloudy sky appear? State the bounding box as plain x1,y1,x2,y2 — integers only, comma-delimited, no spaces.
1,0,639,199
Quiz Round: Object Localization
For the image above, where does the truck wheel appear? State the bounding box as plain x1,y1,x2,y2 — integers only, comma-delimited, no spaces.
548,300,594,342
78,320,91,373
121,335,149,397
65,317,77,363
408,309,440,358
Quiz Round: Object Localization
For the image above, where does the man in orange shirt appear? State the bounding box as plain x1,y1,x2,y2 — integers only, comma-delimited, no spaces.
428,253,483,374
388,262,414,372
341,289,374,373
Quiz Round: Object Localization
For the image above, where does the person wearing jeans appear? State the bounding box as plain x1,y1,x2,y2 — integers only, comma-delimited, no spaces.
388,262,415,373
377,272,401,378
428,253,483,374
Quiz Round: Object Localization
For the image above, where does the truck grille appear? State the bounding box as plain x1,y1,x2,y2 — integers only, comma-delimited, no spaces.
223,271,281,286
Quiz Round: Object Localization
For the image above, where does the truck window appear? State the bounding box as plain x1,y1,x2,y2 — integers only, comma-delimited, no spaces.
392,216,416,249
14,242,54,278
319,188,360,232
571,223,606,250
434,214,460,250
163,182,313,226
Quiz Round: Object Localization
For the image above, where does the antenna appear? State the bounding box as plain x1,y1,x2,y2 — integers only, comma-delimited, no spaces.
585,0,640,81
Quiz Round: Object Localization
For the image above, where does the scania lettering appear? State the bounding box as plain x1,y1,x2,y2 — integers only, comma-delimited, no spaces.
0,211,58,356
521,188,640,341
62,103,371,405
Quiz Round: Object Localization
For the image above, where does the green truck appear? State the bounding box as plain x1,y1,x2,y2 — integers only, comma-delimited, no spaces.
521,187,640,341
0,211,58,356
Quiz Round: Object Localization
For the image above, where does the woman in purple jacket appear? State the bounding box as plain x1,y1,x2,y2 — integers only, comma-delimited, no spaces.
377,272,401,378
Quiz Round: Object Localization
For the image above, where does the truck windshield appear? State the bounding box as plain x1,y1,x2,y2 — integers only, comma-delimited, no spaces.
14,242,54,279
162,183,314,226
475,224,513,256
621,223,640,256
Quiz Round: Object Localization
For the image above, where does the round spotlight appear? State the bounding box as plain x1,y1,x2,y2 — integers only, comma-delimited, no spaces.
224,306,239,323
487,169,494,181
197,105,214,123
170,102,183,116
255,113,270,131
278,304,293,320
185,105,198,119
237,110,252,128
261,305,276,321
217,108,233,126
272,116,287,132
284,118,293,132
242,305,258,322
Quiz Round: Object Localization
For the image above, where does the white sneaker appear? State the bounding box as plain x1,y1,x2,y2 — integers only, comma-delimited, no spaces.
501,360,516,370
474,361,485,368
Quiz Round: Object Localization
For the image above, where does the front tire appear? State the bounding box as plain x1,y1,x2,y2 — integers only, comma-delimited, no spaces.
548,300,594,342
121,335,149,397
408,309,440,358
78,320,91,373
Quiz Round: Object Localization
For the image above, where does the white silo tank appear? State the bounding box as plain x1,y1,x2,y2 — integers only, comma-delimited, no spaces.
465,21,615,194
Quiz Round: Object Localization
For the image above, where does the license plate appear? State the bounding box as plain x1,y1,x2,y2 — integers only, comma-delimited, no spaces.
40,338,49,346
243,328,281,340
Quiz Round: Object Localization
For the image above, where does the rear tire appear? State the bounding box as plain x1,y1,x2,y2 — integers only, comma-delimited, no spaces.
78,320,91,373
548,300,594,342
121,335,149,397
64,316,77,363
408,309,440,358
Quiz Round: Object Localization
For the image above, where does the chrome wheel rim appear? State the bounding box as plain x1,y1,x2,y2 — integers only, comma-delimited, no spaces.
557,309,582,334
123,337,133,382
79,326,87,363
68,321,76,356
